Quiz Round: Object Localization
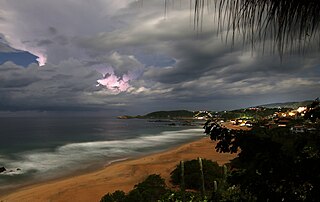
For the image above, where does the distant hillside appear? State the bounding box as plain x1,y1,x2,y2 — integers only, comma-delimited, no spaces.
258,100,313,109
117,110,195,119
118,100,316,120
143,110,194,119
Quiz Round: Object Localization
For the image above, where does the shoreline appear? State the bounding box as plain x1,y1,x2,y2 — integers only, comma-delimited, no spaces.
0,136,237,202
0,127,203,193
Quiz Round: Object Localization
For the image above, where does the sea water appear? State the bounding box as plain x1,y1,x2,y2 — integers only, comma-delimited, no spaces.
0,117,204,192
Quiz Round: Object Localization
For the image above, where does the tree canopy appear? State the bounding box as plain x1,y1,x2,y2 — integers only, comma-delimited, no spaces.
204,115,320,201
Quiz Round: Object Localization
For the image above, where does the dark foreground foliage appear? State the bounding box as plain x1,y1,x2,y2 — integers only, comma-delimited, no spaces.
101,174,167,202
100,159,224,202
170,159,223,191
204,120,320,201
101,122,320,201
100,190,126,202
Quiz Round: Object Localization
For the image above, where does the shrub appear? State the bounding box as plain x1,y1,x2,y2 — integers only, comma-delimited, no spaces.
101,174,168,202
159,190,205,202
127,174,167,202
170,159,223,191
100,190,126,202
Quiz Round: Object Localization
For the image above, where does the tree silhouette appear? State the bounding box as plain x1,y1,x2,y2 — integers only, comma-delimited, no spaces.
204,119,320,201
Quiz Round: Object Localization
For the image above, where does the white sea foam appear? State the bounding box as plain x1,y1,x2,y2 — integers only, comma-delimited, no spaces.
0,128,203,179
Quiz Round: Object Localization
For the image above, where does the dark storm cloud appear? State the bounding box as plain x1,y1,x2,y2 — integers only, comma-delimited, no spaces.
0,42,16,52
48,27,58,35
0,35,18,52
0,61,106,111
0,0,319,113
37,39,54,46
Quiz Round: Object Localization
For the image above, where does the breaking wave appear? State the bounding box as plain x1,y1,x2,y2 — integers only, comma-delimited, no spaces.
0,128,203,189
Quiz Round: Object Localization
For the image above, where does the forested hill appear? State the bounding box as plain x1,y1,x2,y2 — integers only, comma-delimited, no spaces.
258,100,313,109
143,110,194,119
118,110,195,119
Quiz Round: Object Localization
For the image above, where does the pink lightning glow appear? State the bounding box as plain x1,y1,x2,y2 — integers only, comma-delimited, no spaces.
95,65,135,93
35,53,47,66
3,36,47,66
97,74,131,92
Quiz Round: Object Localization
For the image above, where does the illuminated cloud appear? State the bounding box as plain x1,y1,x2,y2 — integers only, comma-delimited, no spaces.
30,48,47,66
94,64,140,94
0,34,47,66
97,67,131,93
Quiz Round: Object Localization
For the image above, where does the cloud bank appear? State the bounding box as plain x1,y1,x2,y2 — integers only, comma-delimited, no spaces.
0,0,319,115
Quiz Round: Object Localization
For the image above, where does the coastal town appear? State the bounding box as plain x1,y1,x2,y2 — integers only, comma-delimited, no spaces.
119,98,320,133
211,98,320,133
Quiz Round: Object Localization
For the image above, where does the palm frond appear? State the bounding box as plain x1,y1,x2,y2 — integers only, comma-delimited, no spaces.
137,0,320,56
192,0,320,56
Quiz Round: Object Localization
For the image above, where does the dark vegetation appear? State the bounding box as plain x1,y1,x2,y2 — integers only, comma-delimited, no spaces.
102,129,319,201
100,171,208,202
204,101,320,201
101,174,167,202
217,108,280,121
143,110,194,119
305,98,320,122
117,110,195,119
170,159,223,190
100,190,126,202
259,100,314,109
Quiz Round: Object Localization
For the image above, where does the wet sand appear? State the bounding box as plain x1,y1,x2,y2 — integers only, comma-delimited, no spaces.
0,137,237,202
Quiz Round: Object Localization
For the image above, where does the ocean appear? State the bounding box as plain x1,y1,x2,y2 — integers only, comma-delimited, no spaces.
0,117,204,192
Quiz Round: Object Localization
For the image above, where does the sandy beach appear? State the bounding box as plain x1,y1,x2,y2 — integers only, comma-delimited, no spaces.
0,136,237,202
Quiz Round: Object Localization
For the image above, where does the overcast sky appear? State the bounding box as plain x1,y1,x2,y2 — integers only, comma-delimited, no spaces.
0,0,319,116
